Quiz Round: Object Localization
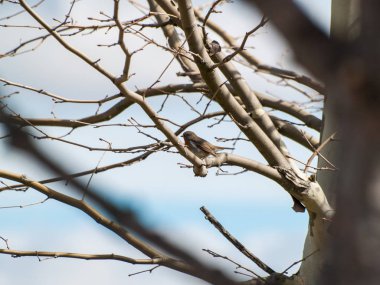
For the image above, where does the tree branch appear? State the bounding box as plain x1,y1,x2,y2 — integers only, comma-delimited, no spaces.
201,206,276,275
0,249,160,264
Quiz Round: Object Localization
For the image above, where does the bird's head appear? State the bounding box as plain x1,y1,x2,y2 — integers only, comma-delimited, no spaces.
182,131,196,141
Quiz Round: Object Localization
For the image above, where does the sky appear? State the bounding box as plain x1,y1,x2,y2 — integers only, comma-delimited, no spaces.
0,1,330,284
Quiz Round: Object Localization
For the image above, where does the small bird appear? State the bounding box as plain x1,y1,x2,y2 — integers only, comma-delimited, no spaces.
182,131,233,159
208,40,221,56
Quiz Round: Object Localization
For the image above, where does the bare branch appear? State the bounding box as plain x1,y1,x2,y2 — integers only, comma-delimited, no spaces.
0,236,10,249
203,249,264,281
128,265,160,277
113,0,132,83
200,206,276,275
0,248,161,265
0,0,45,22
281,249,319,274
205,153,282,183
0,77,121,104
257,92,322,132
0,197,49,209
271,116,320,151
304,132,337,173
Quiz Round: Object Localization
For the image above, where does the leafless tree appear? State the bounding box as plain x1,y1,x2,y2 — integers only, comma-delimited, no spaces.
0,1,378,285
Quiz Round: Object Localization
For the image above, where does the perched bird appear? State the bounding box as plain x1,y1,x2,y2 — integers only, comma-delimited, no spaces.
208,40,221,56
182,131,233,159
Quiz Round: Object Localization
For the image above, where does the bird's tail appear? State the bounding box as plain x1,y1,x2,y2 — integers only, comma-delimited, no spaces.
215,146,234,150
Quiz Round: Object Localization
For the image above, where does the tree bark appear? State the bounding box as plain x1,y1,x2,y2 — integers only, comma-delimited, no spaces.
298,1,361,284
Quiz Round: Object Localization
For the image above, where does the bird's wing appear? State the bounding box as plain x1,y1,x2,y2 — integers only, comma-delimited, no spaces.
192,137,216,155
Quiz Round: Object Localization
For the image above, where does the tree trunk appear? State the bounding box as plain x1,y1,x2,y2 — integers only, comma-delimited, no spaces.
297,1,360,284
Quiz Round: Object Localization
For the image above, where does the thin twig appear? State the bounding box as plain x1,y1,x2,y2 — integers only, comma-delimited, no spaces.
281,249,319,274
203,249,264,281
0,197,49,209
0,236,10,249
201,0,224,44
304,132,337,173
128,265,160,276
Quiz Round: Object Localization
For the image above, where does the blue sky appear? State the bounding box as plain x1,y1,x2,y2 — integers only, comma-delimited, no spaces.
0,1,330,284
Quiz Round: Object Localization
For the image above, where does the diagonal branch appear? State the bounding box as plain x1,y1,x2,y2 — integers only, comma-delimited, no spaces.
200,206,276,275
210,34,295,165
271,116,319,151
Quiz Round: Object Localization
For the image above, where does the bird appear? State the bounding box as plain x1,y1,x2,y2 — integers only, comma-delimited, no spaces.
182,131,233,159
208,40,221,56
